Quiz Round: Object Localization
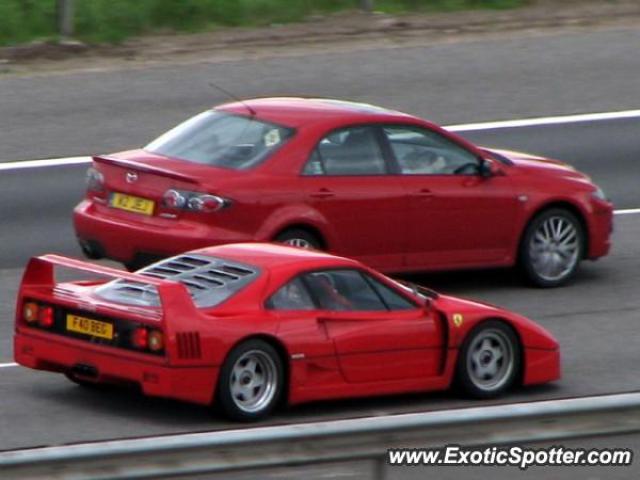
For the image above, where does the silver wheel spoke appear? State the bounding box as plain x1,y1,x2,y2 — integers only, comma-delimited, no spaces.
484,361,498,378
471,350,483,367
245,358,258,374
554,219,567,240
252,373,265,389
489,346,503,363
543,221,553,240
231,381,245,399
544,255,558,277
551,219,561,239
534,231,548,244
559,240,578,251
557,225,575,242
549,254,563,277
556,246,574,258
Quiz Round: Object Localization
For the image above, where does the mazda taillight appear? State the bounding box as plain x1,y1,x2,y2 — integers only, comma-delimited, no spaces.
86,167,105,192
163,189,229,213
163,189,186,209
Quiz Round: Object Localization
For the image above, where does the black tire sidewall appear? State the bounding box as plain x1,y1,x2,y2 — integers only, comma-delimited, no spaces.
520,208,584,288
216,339,284,422
455,320,521,399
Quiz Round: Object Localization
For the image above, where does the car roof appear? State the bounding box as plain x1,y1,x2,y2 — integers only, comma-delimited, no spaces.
215,97,417,128
193,242,361,273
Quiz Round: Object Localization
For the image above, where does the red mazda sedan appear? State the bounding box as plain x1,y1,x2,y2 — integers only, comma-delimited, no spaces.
74,97,613,287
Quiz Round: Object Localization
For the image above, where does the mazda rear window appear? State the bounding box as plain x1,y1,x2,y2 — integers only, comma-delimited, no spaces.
145,111,294,170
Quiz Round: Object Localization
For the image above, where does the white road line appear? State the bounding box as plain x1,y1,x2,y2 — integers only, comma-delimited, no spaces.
0,156,90,171
614,208,640,216
0,363,18,368
446,109,640,132
0,109,639,171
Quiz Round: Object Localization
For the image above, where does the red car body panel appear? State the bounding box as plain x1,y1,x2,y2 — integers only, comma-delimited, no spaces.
73,97,613,273
14,244,560,409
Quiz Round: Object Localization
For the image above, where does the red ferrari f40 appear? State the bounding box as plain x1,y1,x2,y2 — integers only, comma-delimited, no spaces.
14,243,559,420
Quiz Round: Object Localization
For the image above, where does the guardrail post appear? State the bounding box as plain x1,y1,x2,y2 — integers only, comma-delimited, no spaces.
373,456,386,480
360,0,374,12
57,0,75,38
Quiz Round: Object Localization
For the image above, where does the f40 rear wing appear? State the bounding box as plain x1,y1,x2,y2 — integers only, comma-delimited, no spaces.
18,254,199,324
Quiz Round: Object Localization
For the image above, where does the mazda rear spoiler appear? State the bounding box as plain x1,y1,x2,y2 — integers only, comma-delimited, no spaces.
93,155,199,184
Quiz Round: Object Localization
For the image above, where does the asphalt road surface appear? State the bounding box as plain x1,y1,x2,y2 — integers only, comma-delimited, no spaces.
0,23,639,479
1,27,640,161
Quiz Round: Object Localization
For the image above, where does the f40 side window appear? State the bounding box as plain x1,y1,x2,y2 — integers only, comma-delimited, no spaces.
303,126,387,176
363,275,419,311
383,125,480,175
266,277,316,311
303,270,387,311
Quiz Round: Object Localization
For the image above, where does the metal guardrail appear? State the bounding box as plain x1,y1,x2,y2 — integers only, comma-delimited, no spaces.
2,392,640,479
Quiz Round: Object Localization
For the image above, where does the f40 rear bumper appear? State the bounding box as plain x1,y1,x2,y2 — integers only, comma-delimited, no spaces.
15,332,218,406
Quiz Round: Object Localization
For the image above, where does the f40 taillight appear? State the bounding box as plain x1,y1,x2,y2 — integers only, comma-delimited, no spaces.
131,326,164,353
163,189,230,213
131,327,148,349
148,330,164,352
23,302,39,324
38,306,54,328
22,301,54,329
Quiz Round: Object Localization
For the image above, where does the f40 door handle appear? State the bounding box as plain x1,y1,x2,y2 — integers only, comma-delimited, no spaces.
310,189,335,199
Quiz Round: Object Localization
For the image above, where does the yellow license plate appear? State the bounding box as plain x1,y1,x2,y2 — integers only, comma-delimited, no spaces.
66,314,114,340
110,193,155,216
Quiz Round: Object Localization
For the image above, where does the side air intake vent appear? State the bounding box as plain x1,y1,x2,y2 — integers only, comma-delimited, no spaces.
176,332,201,359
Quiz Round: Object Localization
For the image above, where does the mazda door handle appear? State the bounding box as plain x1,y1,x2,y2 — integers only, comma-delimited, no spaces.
413,188,434,198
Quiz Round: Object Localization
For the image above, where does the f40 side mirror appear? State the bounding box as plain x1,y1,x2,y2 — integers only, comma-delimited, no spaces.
423,297,433,313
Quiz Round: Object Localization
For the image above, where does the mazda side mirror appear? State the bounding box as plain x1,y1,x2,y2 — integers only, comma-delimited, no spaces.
479,158,503,177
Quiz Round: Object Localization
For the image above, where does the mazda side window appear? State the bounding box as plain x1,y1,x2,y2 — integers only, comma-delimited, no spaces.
303,126,387,176
384,125,480,175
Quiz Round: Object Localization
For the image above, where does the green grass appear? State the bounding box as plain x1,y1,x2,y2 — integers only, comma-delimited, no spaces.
0,0,526,46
